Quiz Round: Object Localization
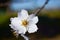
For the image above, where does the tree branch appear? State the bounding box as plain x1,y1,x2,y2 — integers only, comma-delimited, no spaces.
32,0,49,15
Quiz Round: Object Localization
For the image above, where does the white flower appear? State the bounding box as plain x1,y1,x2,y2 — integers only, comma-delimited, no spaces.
9,9,38,35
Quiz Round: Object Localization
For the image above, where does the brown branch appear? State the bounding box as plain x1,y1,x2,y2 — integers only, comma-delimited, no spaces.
32,0,49,15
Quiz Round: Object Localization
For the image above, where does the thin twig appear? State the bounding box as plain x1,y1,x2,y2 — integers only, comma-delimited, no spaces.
21,34,29,40
32,0,49,15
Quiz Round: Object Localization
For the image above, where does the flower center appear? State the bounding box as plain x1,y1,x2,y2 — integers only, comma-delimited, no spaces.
21,20,28,27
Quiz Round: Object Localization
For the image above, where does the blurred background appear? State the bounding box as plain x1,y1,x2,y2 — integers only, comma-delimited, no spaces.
0,0,60,40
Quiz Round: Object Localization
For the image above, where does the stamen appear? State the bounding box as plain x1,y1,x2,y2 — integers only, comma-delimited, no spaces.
21,20,28,27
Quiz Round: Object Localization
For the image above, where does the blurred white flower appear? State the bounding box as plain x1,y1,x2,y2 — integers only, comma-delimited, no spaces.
9,9,38,35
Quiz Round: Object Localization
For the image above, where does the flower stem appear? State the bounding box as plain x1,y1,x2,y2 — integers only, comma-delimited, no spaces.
21,34,29,40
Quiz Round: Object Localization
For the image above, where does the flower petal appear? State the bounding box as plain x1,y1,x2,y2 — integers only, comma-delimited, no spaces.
10,17,27,34
29,16,38,24
9,24,17,30
10,24,27,34
28,14,35,21
18,25,27,34
10,17,21,27
28,24,38,33
18,9,29,19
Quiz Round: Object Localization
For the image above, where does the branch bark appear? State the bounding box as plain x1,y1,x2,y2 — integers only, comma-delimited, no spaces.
32,0,49,15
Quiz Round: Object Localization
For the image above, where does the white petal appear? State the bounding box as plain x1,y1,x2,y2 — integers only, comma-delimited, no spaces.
10,17,27,34
10,24,27,34
9,24,17,30
28,14,35,21
10,18,13,21
18,9,29,19
29,16,38,24
18,26,27,34
10,17,21,27
28,24,38,33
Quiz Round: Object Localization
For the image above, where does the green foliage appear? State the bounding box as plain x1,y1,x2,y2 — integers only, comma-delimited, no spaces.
40,10,60,18
0,13,17,24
